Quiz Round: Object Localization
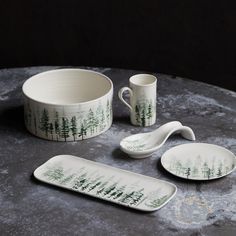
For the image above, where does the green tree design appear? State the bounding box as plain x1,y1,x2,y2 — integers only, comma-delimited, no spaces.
96,178,112,195
60,174,75,185
73,173,88,190
112,185,126,200
60,117,70,141
135,105,140,124
217,162,223,177
106,100,110,124
40,108,50,137
54,111,60,141
70,116,77,141
44,166,64,181
88,180,102,192
87,109,98,135
103,182,118,196
185,167,191,179
99,110,106,131
202,162,209,178
146,102,153,125
120,191,135,204
78,122,87,140
140,106,146,127
49,122,54,140
174,160,183,175
207,168,213,179
145,195,169,208
192,166,199,177
130,188,144,205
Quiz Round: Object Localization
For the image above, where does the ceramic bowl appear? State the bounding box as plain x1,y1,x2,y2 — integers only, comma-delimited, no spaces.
22,69,113,141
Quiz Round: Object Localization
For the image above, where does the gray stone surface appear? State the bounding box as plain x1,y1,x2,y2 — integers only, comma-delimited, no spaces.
0,66,236,236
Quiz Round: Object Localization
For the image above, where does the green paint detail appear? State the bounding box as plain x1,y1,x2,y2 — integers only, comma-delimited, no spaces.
134,99,155,126
25,99,112,141
43,166,64,181
40,108,50,137
70,116,78,141
169,156,233,179
42,165,166,207
145,195,169,208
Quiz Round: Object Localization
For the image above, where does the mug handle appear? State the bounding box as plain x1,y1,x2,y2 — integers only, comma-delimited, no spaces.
118,87,133,111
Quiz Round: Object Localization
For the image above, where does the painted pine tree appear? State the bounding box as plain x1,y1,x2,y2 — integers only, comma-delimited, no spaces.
96,178,113,195
87,109,97,135
135,105,140,124
100,110,106,131
49,123,54,140
146,102,153,125
40,108,50,137
145,195,169,208
60,174,75,185
192,166,199,177
120,191,135,204
106,100,110,125
54,111,60,141
44,166,64,181
185,167,191,179
175,160,183,175
216,162,223,177
70,116,77,141
60,117,70,141
102,182,118,197
130,188,144,205
88,177,103,192
112,185,126,200
96,104,102,131
202,162,209,178
206,167,212,179
140,106,146,127
78,122,87,140
73,173,88,190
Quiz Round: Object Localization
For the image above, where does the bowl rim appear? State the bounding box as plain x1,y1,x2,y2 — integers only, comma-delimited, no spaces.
22,68,113,106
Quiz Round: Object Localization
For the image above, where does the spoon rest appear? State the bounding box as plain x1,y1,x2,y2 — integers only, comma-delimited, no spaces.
120,121,196,158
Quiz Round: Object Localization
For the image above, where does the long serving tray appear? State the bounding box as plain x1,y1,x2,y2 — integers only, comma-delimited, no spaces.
34,155,177,212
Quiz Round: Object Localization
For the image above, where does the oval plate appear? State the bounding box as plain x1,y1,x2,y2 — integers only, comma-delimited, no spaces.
161,143,236,180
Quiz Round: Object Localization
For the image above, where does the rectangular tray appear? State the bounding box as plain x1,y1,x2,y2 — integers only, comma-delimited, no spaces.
34,155,177,212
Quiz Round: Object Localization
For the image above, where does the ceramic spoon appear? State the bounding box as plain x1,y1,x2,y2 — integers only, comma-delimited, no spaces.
120,121,196,159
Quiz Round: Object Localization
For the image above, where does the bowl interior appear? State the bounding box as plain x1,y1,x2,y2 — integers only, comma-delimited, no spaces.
23,69,112,104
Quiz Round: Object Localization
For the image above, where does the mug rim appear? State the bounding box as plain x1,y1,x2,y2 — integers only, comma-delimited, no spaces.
129,74,157,87
22,68,113,106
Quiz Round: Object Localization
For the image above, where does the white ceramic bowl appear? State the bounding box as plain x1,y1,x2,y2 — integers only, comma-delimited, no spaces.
22,69,113,141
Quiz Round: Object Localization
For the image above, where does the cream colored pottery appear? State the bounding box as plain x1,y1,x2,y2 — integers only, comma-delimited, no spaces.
22,69,113,141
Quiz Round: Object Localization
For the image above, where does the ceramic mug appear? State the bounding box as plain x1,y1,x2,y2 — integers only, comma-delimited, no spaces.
118,74,157,126
22,69,113,141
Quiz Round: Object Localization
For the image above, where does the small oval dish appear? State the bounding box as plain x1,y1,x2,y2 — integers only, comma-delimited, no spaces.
22,69,113,141
161,143,236,180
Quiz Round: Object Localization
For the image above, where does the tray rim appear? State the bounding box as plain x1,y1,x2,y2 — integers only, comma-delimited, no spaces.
34,154,177,212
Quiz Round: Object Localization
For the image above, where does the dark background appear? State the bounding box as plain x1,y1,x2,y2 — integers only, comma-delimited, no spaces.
0,0,236,90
